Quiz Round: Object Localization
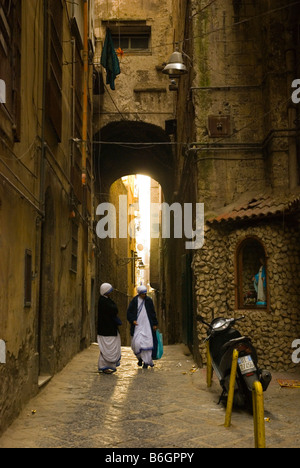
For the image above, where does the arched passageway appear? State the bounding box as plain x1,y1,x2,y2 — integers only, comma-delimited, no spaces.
93,120,183,346
93,121,175,202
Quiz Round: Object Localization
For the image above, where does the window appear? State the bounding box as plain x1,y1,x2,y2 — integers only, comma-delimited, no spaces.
236,238,268,309
0,0,22,140
24,250,32,307
112,34,150,52
104,22,151,53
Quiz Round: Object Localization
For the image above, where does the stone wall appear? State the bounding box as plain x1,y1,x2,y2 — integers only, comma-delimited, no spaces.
193,218,300,371
94,0,175,135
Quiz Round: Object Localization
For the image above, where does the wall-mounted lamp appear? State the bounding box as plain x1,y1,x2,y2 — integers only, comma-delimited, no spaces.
162,47,190,78
162,44,192,79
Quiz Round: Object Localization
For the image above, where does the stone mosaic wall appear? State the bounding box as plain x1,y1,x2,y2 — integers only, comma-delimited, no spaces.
193,219,300,371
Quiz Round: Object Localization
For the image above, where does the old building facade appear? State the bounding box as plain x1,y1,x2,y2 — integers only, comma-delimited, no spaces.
93,0,300,370
0,0,96,434
172,0,300,370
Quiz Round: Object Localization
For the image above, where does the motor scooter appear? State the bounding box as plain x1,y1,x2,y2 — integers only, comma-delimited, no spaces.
199,316,272,409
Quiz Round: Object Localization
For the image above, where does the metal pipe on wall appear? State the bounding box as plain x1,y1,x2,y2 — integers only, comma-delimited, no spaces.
82,0,89,187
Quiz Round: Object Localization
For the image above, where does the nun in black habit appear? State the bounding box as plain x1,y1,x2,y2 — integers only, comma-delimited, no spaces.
97,283,122,374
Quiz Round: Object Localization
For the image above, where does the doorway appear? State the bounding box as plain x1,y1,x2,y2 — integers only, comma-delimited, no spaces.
181,253,194,349
38,187,55,378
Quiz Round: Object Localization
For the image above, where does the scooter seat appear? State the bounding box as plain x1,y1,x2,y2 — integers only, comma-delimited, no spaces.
220,336,251,353
210,328,241,365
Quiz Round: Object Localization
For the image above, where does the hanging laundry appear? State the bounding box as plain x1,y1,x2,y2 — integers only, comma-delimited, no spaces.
101,28,121,90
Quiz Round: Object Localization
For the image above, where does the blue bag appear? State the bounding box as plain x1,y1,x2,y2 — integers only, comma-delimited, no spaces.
156,330,163,360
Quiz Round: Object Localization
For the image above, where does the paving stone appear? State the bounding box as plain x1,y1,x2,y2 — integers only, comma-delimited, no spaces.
0,345,299,449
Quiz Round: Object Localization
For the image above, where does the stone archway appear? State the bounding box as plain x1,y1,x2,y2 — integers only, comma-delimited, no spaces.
93,120,180,345
93,120,175,202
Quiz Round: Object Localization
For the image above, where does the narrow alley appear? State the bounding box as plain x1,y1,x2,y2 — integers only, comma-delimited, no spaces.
0,345,299,449
1,0,300,448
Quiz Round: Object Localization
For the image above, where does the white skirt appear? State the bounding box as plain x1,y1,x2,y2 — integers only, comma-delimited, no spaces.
131,300,154,367
97,333,121,372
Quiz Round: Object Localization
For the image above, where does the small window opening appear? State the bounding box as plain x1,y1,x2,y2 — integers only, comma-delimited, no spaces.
103,22,151,53
237,238,268,309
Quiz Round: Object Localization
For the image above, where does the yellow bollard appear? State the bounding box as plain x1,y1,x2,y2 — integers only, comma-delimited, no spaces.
252,381,266,448
206,342,213,388
224,349,239,428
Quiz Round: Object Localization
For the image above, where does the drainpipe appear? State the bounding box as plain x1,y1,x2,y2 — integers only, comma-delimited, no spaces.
36,0,48,376
81,0,89,346
40,0,48,211
82,0,89,187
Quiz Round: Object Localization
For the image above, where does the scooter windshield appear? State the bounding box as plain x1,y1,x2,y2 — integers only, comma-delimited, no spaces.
212,318,229,331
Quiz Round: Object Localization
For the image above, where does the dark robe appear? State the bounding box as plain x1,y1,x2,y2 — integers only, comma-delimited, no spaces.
97,295,121,337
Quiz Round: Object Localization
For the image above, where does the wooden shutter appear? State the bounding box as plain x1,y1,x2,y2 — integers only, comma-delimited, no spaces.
12,0,21,140
0,1,12,112
0,0,22,140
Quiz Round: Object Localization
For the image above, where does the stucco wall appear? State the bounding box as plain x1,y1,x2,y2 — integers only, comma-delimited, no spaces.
0,0,95,434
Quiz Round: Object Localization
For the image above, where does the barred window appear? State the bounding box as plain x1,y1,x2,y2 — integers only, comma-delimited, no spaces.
103,22,151,53
112,34,150,52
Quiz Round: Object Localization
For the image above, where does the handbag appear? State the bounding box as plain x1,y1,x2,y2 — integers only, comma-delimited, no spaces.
156,330,164,360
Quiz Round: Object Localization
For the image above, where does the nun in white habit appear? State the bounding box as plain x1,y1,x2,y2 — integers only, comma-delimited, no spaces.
127,285,159,369
97,283,122,374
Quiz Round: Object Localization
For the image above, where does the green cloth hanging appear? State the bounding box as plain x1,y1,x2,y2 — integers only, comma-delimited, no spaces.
100,28,121,90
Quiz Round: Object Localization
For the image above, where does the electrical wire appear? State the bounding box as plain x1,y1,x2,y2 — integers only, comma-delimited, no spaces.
0,169,43,215
145,0,300,52
198,0,300,41
93,141,182,146
193,94,296,162
94,88,295,149
94,88,296,156
95,1,300,178
190,0,218,19
98,83,174,153
0,136,38,179
0,155,40,204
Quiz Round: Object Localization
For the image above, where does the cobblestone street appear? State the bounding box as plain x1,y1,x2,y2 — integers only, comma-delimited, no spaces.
0,345,300,449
